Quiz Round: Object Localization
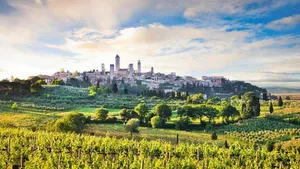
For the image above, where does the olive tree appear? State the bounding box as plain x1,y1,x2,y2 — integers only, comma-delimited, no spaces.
125,118,140,138
95,108,109,121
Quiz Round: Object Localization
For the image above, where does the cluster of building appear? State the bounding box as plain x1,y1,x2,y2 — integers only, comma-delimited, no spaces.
33,55,237,93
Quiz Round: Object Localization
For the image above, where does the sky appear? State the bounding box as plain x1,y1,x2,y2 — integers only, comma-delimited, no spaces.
0,0,300,88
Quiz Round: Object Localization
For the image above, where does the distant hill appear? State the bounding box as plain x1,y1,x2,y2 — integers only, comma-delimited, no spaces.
266,87,300,93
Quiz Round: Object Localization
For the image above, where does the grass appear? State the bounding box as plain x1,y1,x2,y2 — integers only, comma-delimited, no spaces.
84,123,228,145
0,113,57,129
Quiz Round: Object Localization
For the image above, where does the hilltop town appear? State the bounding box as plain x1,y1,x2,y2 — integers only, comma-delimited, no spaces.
28,55,268,99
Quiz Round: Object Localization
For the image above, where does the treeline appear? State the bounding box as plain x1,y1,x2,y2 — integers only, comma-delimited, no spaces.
0,77,45,96
177,80,266,95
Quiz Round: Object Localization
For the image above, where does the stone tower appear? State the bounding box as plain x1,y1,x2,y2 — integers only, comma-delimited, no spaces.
115,55,120,73
137,60,141,73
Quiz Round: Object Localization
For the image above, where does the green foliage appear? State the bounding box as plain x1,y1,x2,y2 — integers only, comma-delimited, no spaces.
278,96,283,107
178,105,219,125
95,108,109,121
1,128,300,168
52,112,87,133
285,96,291,100
211,96,221,104
88,85,98,97
30,80,44,93
240,92,260,119
120,109,140,122
125,118,140,137
134,103,149,123
51,79,65,85
219,105,239,122
145,111,155,124
151,116,163,128
11,102,18,111
266,141,275,152
177,105,197,118
154,103,172,119
230,95,240,107
175,116,191,130
187,93,204,104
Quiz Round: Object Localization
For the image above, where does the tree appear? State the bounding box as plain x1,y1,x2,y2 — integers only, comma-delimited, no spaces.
120,109,140,123
11,102,18,112
211,131,218,140
219,105,239,123
151,116,163,128
88,85,97,97
278,96,283,107
177,105,197,118
134,103,149,123
112,83,118,94
145,112,155,124
124,87,128,94
154,104,172,121
240,92,260,119
224,140,229,148
205,106,219,124
175,116,191,130
285,96,291,100
187,93,203,104
230,95,240,107
194,105,218,125
51,79,65,85
269,101,274,114
125,118,140,138
52,112,87,133
120,109,131,122
194,105,206,125
95,108,109,121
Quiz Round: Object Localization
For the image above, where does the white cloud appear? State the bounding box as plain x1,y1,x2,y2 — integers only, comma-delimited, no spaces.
46,0,149,34
266,14,300,30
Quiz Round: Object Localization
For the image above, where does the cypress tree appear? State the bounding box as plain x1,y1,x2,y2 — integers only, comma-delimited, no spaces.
269,101,274,113
278,96,283,107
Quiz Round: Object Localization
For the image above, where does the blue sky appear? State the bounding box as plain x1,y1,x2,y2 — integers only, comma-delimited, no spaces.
0,0,300,88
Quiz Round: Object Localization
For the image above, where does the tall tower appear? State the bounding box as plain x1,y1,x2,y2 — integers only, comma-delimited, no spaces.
129,63,134,75
110,64,114,78
101,63,105,75
115,54,120,73
151,67,154,74
137,60,141,73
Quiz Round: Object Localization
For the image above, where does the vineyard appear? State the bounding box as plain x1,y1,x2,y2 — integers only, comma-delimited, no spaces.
0,128,299,169
0,85,184,111
219,118,300,143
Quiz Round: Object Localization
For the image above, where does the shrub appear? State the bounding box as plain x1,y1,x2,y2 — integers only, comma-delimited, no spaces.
106,116,118,123
52,112,87,133
266,141,275,152
175,116,191,130
224,140,229,148
211,131,218,140
151,116,163,128
11,102,18,112
95,108,109,121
